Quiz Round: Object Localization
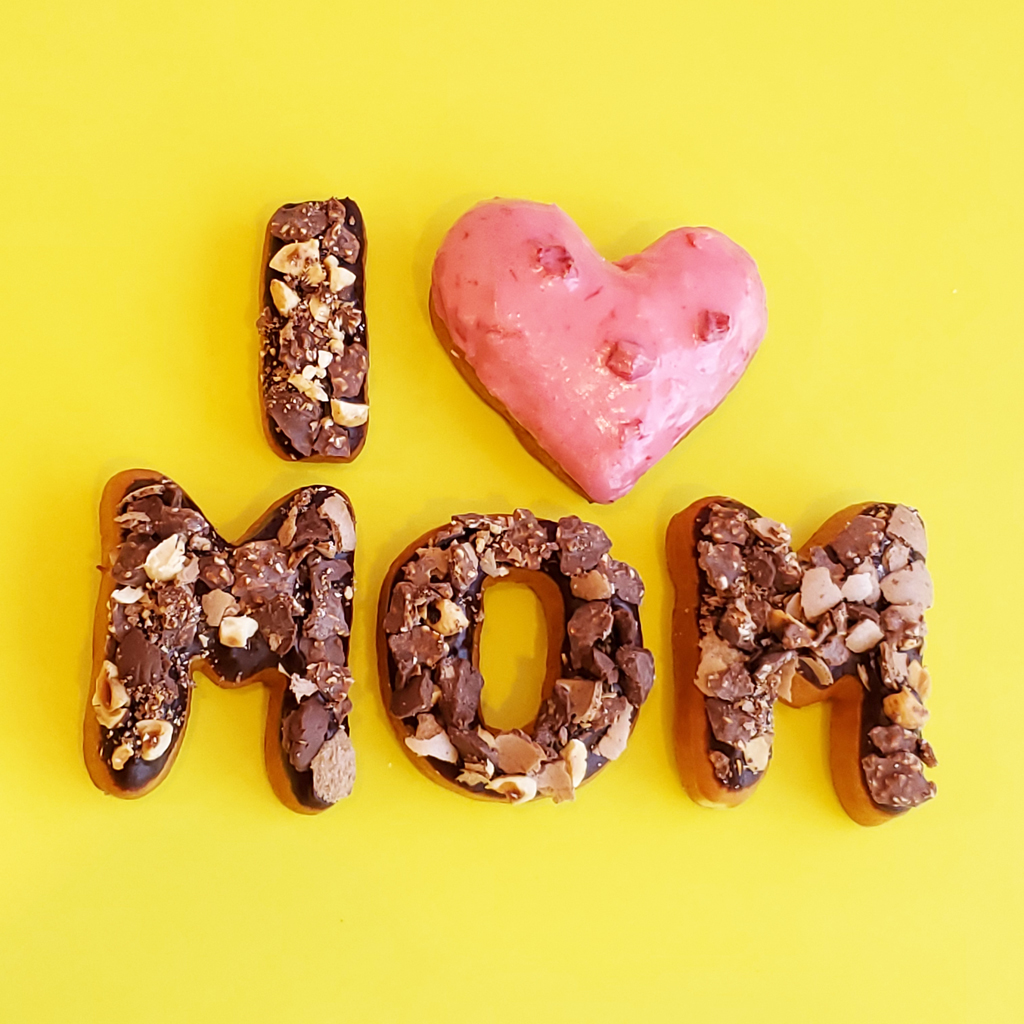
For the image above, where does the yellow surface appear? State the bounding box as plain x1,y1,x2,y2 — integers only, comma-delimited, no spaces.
0,2,1021,1020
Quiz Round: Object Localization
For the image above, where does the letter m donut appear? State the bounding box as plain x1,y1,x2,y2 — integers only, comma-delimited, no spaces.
668,497,936,826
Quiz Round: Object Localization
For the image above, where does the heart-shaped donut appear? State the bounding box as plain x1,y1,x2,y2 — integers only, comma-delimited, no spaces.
430,199,768,503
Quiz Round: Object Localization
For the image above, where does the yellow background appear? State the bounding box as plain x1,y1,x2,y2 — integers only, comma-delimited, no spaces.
1,2,1021,1020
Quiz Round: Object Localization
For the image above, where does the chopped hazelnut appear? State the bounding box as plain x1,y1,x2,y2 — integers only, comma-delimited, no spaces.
596,705,632,760
329,399,369,427
880,561,933,609
136,719,173,761
887,505,927,555
201,589,237,627
219,614,259,648
288,372,329,404
269,239,321,277
143,534,187,582
845,618,885,653
487,775,537,803
882,688,930,729
430,598,470,637
404,730,459,763
570,569,614,600
270,279,300,315
110,743,133,771
561,738,588,787
800,566,843,619
909,660,932,701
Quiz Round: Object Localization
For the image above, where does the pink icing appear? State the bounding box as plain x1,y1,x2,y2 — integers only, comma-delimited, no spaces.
430,199,768,503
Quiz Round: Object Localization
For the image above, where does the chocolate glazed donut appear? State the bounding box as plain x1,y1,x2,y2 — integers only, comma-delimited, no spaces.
86,471,358,813
378,511,655,803
256,198,369,462
668,497,936,826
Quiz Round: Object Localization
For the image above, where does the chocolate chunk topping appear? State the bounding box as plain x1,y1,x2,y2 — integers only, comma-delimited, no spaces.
861,752,935,809
556,516,612,574
382,511,653,802
116,627,170,689
282,697,332,771
329,343,368,399
259,198,368,462
265,383,321,457
689,500,935,808
390,671,434,719
616,646,655,706
699,542,745,593
95,479,357,809
436,657,484,730
270,202,329,241
567,601,614,668
831,516,886,569
869,724,919,755
388,626,447,679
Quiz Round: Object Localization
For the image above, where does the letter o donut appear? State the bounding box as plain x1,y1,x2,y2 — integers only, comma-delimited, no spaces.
378,510,655,803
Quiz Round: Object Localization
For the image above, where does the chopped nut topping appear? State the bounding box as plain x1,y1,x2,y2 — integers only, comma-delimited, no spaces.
95,479,358,808
259,198,368,461
383,512,653,802
136,719,173,761
329,399,369,427
687,500,935,808
143,534,186,582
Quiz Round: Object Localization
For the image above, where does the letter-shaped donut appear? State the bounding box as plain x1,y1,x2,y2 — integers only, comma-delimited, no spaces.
257,198,369,461
667,498,936,825
378,511,655,803
86,471,357,813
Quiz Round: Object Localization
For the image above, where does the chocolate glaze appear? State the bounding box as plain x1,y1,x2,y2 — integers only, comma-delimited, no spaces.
689,499,934,814
90,474,356,810
381,512,654,802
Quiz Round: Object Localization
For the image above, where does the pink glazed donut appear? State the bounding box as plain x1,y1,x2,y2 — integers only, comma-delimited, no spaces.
430,199,768,503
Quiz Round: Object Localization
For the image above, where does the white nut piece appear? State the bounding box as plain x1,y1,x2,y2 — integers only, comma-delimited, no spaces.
288,372,329,404
201,588,237,627
840,573,874,603
111,585,146,604
596,705,633,761
270,278,300,315
308,294,333,323
405,731,459,763
269,239,321,276
570,569,613,600
487,775,538,804
845,618,885,653
110,743,134,771
800,566,844,619
887,505,927,555
882,689,930,730
561,738,588,787
324,254,357,293
143,534,186,582
135,719,173,762
750,517,791,545
319,494,356,551
92,660,130,730
851,562,881,603
219,614,259,648
880,561,933,609
329,399,369,427
909,660,932,701
430,598,469,637
739,734,772,773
